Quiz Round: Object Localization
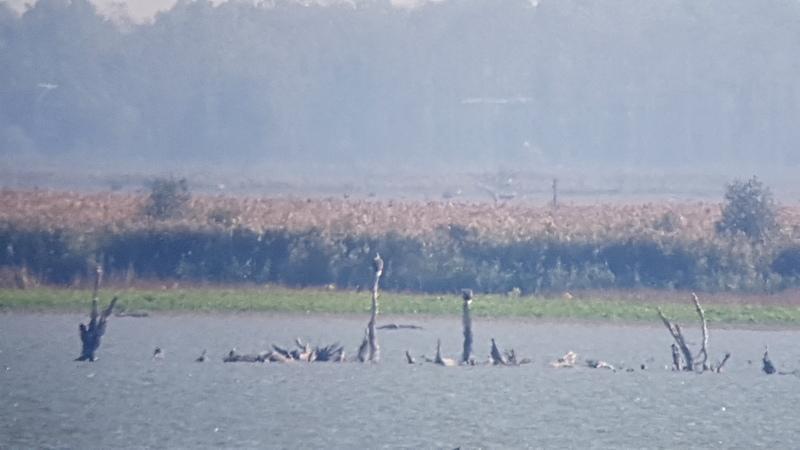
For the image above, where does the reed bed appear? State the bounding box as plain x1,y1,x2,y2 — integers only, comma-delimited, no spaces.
2,189,800,293
5,188,800,239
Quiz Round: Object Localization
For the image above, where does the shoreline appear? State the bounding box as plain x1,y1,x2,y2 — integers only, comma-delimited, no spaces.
3,286,800,330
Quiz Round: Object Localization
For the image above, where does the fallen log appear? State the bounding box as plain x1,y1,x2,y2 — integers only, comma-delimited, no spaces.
377,324,423,330
76,266,117,362
224,349,270,363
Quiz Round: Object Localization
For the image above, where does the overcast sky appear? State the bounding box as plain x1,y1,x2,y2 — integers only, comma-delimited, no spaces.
4,0,428,21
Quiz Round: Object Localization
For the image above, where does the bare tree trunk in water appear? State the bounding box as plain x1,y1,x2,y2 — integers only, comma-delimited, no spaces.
657,308,694,370
461,289,473,364
367,253,383,362
691,293,709,370
357,328,369,362
658,293,726,373
715,352,731,373
76,266,117,361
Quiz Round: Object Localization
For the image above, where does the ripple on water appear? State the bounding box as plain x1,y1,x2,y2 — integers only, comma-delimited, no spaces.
1,313,800,448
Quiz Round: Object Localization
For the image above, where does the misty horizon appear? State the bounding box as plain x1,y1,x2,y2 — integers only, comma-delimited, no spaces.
2,0,800,198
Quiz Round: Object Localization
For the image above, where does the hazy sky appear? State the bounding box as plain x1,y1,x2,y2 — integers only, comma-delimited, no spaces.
4,0,429,21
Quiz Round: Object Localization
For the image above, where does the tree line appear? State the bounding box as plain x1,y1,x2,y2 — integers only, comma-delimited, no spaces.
2,0,800,170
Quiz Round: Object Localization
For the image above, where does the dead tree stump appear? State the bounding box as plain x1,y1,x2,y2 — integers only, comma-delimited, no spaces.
365,253,383,363
356,327,369,362
76,266,117,361
434,339,456,366
461,289,474,364
490,338,507,365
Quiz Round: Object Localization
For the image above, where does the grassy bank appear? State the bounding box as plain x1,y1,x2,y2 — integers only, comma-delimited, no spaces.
3,287,800,326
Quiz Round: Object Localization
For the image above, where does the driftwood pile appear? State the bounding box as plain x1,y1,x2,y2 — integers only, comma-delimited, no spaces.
224,338,345,363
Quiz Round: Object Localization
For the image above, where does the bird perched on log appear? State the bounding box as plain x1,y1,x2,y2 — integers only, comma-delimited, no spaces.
762,347,776,374
372,253,384,276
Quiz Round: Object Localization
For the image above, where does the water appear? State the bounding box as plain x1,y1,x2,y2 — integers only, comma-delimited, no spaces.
1,313,799,448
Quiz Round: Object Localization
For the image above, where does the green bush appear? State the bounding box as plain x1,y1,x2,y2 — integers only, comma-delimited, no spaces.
715,176,777,240
143,177,190,220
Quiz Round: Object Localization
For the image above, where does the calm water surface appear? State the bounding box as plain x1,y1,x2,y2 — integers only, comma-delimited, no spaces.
1,313,799,448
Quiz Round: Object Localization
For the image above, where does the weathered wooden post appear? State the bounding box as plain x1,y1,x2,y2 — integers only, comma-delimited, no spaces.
461,289,474,364
76,266,117,361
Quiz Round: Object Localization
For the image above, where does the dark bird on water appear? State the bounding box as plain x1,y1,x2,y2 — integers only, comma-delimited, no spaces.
372,253,384,275
762,347,776,374
152,347,164,360
195,349,207,362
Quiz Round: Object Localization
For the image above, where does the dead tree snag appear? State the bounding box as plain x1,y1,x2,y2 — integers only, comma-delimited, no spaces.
658,292,727,373
366,253,383,362
461,289,474,364
76,266,117,361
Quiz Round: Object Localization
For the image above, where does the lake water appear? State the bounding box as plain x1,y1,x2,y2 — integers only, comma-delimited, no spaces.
1,313,799,448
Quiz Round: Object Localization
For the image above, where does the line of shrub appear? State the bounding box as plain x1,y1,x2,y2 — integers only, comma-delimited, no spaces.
2,223,799,294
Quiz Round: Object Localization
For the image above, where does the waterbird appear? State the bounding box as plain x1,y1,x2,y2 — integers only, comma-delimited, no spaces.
195,349,207,362
762,347,776,375
152,347,164,360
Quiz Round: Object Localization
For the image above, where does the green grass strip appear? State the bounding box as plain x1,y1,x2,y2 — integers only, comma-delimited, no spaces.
2,287,800,326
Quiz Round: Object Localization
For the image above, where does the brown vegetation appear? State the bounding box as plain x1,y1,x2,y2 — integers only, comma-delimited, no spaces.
3,189,800,242
3,189,800,293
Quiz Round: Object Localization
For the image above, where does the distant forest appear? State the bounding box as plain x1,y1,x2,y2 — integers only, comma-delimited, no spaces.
2,0,800,169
